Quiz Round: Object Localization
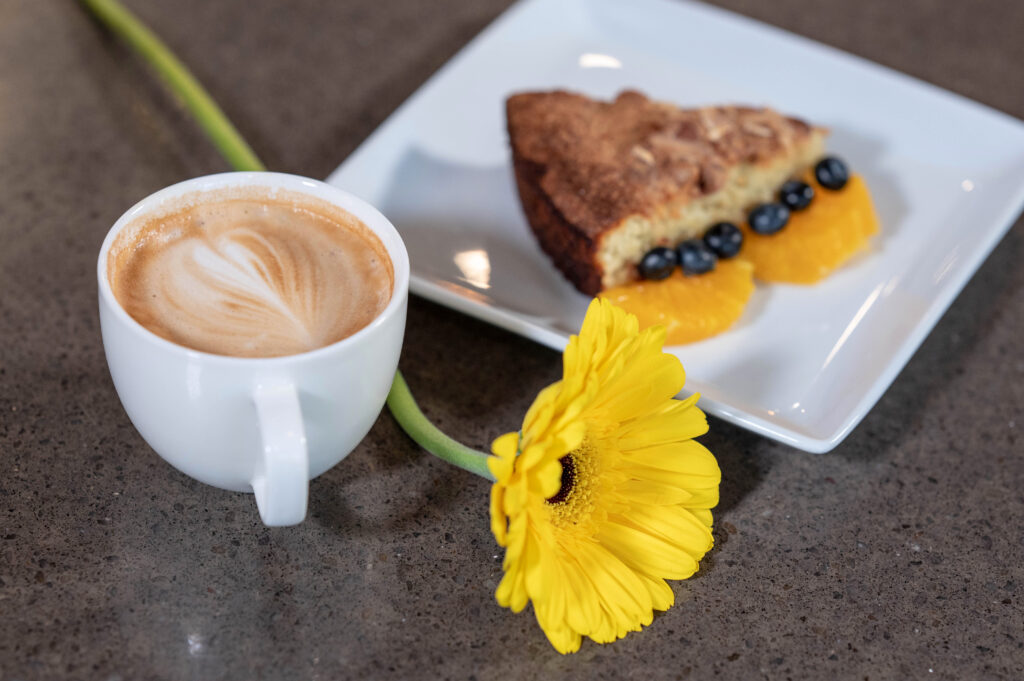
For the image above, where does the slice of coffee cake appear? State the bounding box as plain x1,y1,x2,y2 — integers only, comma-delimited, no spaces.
507,90,826,295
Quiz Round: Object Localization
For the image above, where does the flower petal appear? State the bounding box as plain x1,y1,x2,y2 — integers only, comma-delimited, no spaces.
521,382,562,447
637,572,675,612
688,507,714,527
617,397,709,448
616,505,715,566
615,478,693,505
592,356,686,422
531,458,564,500
489,485,508,546
598,517,699,580
621,440,718,474
536,613,582,655
491,431,519,458
574,541,653,630
560,550,603,636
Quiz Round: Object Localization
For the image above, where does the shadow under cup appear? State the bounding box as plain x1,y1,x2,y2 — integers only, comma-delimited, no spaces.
97,172,410,526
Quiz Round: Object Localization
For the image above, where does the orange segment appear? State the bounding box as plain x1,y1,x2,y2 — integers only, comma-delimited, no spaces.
600,259,754,345
741,173,879,284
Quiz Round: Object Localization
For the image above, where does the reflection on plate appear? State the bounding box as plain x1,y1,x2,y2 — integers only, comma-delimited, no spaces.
327,0,1024,452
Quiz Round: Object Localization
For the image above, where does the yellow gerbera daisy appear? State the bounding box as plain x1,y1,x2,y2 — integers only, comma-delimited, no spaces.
488,298,721,654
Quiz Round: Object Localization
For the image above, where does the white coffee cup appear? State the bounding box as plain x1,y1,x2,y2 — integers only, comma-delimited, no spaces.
97,172,409,526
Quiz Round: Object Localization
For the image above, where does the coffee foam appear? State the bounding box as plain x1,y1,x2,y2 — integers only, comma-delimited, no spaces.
108,187,393,358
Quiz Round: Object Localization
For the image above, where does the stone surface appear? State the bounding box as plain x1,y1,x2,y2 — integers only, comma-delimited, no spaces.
1,0,1022,679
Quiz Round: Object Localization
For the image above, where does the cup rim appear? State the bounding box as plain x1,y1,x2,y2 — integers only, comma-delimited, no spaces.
97,171,410,365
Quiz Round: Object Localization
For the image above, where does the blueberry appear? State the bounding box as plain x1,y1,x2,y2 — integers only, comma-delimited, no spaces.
703,222,744,259
748,203,790,235
677,239,717,275
779,180,814,211
638,246,677,280
815,156,849,190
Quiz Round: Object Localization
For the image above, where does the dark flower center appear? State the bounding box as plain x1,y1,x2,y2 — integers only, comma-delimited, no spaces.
546,455,576,505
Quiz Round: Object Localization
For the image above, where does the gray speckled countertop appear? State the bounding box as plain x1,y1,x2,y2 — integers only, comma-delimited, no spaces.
2,1,1023,679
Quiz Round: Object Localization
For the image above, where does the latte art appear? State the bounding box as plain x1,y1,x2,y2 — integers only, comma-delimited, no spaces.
109,191,393,357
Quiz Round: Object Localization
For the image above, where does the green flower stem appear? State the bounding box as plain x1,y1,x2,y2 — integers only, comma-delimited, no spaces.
81,0,496,480
387,373,495,481
80,0,265,173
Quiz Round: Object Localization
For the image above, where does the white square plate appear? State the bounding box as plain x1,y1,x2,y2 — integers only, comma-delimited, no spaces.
327,0,1024,452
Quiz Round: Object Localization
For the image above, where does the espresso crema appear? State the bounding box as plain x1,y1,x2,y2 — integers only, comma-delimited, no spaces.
108,189,393,358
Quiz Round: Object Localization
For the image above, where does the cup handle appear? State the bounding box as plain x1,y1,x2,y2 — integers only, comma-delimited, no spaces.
251,382,308,526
